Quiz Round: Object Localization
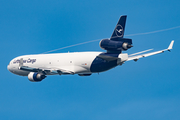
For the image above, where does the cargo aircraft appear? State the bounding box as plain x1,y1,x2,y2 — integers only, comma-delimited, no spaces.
7,15,174,82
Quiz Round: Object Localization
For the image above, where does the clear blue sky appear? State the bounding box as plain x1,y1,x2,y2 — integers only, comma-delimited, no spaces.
1,0,180,120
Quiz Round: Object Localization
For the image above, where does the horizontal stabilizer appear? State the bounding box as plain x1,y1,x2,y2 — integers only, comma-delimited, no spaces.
129,49,153,56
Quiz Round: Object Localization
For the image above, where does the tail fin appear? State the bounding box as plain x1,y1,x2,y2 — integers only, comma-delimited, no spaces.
110,15,127,40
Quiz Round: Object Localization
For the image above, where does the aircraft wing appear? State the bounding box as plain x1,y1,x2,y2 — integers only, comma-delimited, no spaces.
127,40,174,61
19,65,74,75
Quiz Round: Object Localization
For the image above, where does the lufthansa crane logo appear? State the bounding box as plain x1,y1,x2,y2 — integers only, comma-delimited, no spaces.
115,25,124,37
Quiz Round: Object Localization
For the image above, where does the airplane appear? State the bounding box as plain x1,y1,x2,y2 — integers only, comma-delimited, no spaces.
7,15,174,82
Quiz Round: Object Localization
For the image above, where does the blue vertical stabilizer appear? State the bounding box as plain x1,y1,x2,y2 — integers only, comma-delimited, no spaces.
110,15,127,40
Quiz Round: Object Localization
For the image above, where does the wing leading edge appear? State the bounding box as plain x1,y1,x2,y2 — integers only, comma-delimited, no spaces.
19,66,74,75
127,40,174,61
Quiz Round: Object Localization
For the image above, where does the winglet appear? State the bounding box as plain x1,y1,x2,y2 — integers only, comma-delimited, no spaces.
168,40,174,50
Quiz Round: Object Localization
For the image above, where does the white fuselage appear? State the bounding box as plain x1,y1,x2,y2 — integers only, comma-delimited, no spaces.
7,51,128,77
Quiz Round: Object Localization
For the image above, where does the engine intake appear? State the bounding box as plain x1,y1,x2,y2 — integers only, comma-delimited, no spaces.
28,72,46,82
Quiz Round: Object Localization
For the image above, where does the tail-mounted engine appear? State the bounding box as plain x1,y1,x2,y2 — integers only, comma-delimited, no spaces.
99,15,133,53
28,72,46,82
99,38,133,52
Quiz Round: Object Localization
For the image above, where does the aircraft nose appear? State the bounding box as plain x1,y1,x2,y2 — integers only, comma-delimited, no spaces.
7,64,11,71
7,63,13,73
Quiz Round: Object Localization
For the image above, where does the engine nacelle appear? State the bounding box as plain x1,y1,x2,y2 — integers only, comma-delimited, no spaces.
99,39,132,51
28,72,46,82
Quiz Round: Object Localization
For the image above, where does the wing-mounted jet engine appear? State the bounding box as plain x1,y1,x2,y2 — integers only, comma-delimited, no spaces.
99,15,133,53
28,72,46,82
19,58,47,82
